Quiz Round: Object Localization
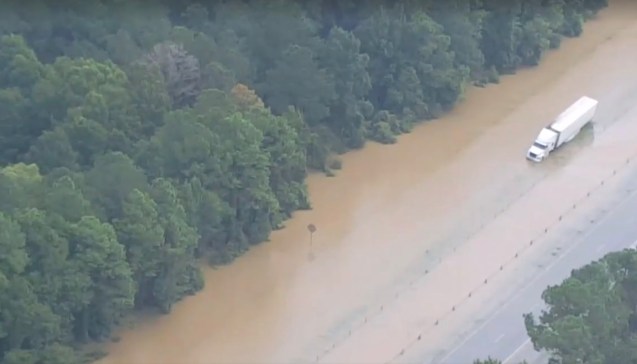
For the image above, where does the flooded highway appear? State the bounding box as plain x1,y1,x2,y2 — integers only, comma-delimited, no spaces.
97,1,637,363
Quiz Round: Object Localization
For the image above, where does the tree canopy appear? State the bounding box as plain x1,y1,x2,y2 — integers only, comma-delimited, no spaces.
0,0,608,362
525,248,637,364
475,249,637,364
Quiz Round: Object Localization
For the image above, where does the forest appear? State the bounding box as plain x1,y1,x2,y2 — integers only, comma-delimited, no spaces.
0,0,609,362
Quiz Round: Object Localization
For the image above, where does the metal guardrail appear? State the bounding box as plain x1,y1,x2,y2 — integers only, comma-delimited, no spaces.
310,119,637,363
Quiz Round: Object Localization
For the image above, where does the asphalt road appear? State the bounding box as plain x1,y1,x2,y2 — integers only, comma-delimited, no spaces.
429,173,637,364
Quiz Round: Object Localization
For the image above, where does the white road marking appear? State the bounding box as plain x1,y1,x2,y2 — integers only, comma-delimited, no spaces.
503,243,637,364
494,334,505,343
434,187,637,364
503,338,531,364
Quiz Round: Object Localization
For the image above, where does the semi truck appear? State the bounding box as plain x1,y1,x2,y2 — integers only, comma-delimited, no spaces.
526,96,598,162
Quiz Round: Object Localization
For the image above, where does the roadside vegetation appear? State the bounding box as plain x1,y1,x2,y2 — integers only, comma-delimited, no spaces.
474,248,637,363
525,248,637,363
473,359,528,364
0,0,608,362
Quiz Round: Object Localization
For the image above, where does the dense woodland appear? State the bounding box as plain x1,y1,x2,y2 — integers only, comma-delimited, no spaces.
0,0,609,362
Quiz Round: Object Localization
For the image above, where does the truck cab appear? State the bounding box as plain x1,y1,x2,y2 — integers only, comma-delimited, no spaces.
526,128,558,162
526,96,598,163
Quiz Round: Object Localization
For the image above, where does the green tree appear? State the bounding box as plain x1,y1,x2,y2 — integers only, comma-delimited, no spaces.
23,127,79,173
479,1,523,73
40,174,92,222
525,249,637,364
135,109,219,183
355,6,467,140
13,208,74,335
61,113,110,167
0,277,61,355
148,178,202,313
426,0,487,81
204,112,279,246
85,152,148,220
0,212,27,280
34,56,142,161
0,34,45,163
0,163,43,213
319,26,372,148
217,0,319,81
0,34,43,89
0,212,61,356
36,343,80,364
67,216,134,341
261,44,336,126
246,108,310,221
125,62,170,136
0,88,28,163
112,189,166,307
179,177,230,263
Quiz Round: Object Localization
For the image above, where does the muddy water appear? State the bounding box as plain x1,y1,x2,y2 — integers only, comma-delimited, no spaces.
325,96,637,364
98,2,637,363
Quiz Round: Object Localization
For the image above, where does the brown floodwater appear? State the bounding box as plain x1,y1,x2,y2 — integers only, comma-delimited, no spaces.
97,1,637,363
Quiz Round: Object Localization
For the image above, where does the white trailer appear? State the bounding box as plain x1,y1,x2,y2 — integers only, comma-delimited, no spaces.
526,96,598,162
